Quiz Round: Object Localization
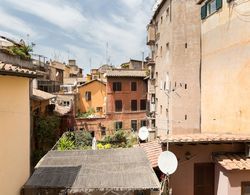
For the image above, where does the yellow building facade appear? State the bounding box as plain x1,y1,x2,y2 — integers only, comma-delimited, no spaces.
78,80,106,116
0,76,31,194
199,0,250,133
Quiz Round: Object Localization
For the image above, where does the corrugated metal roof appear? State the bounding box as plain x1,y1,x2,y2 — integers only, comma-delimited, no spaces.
24,148,160,193
106,69,146,77
0,61,36,78
161,133,250,144
213,153,250,171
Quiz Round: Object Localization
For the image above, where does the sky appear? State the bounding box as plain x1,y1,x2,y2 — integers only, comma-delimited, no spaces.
0,0,155,73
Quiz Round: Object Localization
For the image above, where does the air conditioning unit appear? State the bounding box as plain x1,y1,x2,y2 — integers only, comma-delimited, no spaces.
245,144,250,157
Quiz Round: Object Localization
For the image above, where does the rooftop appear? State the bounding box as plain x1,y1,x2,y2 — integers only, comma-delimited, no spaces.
213,153,250,171
161,133,250,144
0,61,36,78
32,89,55,101
23,148,160,193
138,140,162,168
106,69,146,77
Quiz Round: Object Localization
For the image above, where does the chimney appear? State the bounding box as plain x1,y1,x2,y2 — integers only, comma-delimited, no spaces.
68,59,76,66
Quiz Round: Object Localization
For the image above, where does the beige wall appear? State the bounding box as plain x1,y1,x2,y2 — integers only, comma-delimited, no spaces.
169,143,244,195
0,76,30,195
201,0,250,133
148,0,201,136
215,165,250,195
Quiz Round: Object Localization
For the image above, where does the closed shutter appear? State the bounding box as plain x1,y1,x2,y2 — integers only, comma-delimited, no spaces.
201,4,207,20
216,0,222,10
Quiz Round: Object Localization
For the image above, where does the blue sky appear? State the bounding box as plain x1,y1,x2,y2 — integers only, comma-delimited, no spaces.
0,0,155,73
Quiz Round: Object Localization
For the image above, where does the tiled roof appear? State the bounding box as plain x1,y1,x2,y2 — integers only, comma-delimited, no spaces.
213,153,250,171
32,89,55,101
106,69,146,77
0,61,36,78
138,140,162,167
161,133,250,144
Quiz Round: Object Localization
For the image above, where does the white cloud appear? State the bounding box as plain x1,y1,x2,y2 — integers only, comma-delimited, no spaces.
0,8,36,37
7,0,86,30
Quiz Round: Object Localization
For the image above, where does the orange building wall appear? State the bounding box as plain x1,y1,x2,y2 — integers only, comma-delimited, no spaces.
78,80,106,116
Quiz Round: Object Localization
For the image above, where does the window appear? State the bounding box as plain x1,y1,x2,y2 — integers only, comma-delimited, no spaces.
115,100,122,112
113,82,121,91
140,99,147,110
141,120,147,127
115,121,122,130
194,163,214,195
207,0,217,15
185,114,187,120
151,94,155,104
131,100,137,111
131,120,137,131
101,126,106,136
201,0,222,20
160,105,162,114
96,107,102,112
152,119,155,128
131,82,137,91
242,182,250,195
161,16,163,24
85,91,91,101
166,7,170,18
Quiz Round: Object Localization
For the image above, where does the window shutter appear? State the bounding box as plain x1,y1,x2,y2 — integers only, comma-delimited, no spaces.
216,0,222,10
201,4,207,20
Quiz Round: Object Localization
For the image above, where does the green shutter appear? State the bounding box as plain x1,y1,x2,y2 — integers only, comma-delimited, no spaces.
201,4,207,20
216,0,222,10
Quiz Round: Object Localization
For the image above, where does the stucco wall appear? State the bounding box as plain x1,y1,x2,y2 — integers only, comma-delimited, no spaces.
149,0,201,136
201,0,250,133
168,143,244,195
0,76,30,195
78,81,106,115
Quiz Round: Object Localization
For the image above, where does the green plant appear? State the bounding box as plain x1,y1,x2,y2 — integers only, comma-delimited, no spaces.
77,107,95,118
57,135,75,151
97,143,104,149
8,44,33,59
104,143,111,149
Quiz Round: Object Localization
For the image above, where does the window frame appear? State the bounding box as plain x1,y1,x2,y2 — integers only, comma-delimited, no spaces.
131,100,138,111
242,182,250,195
115,121,123,130
85,91,91,101
115,100,122,112
113,82,122,91
140,99,147,111
131,120,137,131
140,120,147,127
131,82,137,91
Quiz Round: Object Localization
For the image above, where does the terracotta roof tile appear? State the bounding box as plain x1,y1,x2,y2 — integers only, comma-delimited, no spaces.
106,69,146,77
0,61,36,77
138,140,162,168
161,133,250,144
213,153,250,171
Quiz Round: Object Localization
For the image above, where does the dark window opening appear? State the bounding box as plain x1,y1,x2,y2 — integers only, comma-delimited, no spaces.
185,43,188,48
140,99,147,110
141,120,147,127
115,100,122,112
131,100,137,111
131,82,137,91
185,115,187,120
115,121,123,130
131,120,137,131
101,127,106,136
185,84,187,89
85,91,91,101
242,182,250,195
113,82,122,91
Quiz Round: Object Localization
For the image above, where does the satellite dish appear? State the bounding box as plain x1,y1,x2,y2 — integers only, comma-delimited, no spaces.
158,151,178,175
138,126,149,141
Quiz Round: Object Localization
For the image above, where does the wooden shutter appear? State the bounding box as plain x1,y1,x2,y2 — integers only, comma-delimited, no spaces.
194,163,214,195
201,4,207,20
216,0,222,10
